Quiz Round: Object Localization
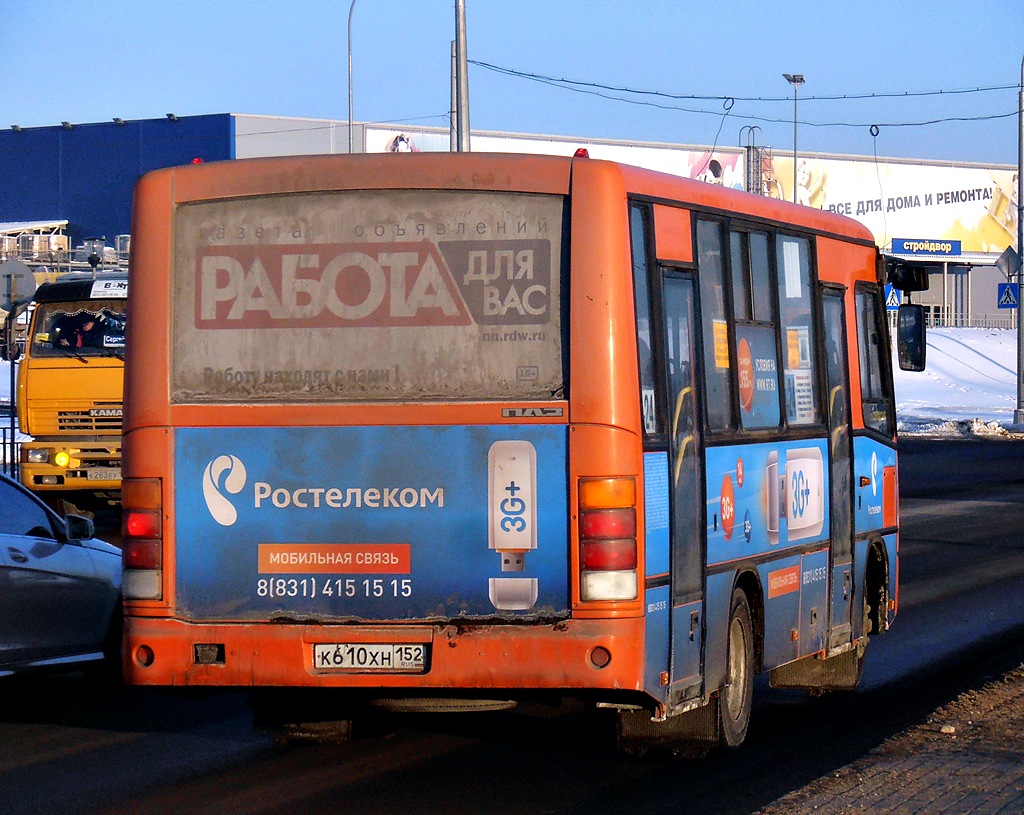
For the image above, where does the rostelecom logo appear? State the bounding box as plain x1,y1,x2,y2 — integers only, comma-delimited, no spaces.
203,455,247,526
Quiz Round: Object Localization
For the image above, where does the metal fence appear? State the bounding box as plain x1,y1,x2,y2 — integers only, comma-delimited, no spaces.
923,308,1016,329
889,309,1017,331
1,419,19,479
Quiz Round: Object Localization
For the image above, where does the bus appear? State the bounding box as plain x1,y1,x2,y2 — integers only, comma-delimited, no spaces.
121,151,907,751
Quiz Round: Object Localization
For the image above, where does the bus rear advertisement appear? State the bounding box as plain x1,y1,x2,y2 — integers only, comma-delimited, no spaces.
122,152,905,751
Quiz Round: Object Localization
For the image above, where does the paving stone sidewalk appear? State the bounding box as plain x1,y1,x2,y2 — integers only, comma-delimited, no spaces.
754,662,1024,814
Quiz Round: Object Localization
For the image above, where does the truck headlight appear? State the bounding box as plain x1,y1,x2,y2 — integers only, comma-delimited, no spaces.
54,451,71,467
26,448,51,464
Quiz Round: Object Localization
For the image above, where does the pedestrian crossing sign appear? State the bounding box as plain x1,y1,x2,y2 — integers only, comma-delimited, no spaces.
884,285,902,311
998,282,1019,309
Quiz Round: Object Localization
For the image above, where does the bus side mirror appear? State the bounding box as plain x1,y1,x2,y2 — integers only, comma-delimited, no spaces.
887,261,929,292
896,304,926,372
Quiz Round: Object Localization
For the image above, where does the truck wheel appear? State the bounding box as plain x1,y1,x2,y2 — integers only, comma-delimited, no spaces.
719,589,754,748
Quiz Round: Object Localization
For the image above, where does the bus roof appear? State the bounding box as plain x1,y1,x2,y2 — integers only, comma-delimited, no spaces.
138,151,875,246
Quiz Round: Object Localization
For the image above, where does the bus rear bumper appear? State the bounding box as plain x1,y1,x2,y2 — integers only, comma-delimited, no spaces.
122,616,647,694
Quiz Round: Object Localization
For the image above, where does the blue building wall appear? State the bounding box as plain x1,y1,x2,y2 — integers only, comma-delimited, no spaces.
0,113,234,245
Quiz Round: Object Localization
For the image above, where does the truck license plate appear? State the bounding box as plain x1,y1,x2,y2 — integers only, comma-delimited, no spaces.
313,643,428,672
87,468,121,481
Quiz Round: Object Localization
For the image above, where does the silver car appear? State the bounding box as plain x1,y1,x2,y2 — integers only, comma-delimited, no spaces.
0,471,122,677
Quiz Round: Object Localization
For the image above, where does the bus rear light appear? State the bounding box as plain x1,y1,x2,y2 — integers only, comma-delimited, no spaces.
578,477,638,603
122,477,163,600
581,538,637,571
122,477,162,509
123,538,162,570
580,507,636,539
123,508,161,539
581,570,638,602
124,570,162,601
579,477,636,509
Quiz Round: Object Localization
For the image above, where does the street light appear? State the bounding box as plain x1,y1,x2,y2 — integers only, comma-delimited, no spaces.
783,73,804,203
348,0,357,154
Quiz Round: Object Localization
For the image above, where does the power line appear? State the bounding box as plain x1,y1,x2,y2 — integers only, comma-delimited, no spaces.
470,59,1018,130
471,59,1016,103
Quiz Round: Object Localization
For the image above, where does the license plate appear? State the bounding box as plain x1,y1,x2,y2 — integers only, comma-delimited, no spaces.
313,643,428,672
87,468,121,481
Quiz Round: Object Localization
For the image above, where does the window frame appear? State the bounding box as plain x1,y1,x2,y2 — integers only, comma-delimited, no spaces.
729,225,783,432
854,281,897,439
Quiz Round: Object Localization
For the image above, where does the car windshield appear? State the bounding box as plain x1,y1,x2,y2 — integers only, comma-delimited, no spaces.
30,299,127,358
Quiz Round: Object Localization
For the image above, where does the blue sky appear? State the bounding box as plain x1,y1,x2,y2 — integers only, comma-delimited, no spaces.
3,0,1023,165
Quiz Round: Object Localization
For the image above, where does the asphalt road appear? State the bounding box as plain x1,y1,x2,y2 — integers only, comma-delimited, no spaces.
1,437,1022,815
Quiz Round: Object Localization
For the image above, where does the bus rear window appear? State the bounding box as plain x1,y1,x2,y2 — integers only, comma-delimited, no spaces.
170,190,566,403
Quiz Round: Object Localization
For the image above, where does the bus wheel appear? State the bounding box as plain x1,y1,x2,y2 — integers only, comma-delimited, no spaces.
719,589,754,748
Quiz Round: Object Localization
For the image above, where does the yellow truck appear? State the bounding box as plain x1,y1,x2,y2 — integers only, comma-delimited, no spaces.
15,271,126,521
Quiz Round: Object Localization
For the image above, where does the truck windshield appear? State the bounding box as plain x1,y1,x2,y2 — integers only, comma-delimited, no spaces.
31,300,127,358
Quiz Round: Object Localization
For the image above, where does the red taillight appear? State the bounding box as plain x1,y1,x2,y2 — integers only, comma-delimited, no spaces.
579,507,636,539
123,538,162,570
123,508,161,539
581,538,637,571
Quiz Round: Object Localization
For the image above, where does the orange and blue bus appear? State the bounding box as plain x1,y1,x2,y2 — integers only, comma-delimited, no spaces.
121,151,903,750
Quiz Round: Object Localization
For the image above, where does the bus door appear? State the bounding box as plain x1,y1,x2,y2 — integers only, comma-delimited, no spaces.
662,273,705,703
821,287,855,649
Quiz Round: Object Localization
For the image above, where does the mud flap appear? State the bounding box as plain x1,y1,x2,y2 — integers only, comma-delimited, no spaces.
768,641,866,692
616,701,719,753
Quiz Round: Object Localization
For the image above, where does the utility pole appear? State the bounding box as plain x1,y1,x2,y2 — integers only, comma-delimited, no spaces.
1015,54,1024,425
347,0,357,154
454,0,471,152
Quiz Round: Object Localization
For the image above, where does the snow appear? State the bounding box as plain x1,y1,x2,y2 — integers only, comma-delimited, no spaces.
1,328,1022,439
893,327,1022,437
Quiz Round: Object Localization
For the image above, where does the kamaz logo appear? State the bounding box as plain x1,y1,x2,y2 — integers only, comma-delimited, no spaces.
90,408,122,418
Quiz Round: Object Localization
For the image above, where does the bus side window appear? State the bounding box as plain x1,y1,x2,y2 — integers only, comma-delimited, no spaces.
730,229,781,431
697,219,735,431
776,235,820,426
630,204,661,437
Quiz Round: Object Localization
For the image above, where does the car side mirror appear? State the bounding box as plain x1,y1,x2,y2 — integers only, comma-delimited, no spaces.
896,304,926,372
65,513,96,541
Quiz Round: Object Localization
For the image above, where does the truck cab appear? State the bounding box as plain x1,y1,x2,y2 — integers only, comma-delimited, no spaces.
16,271,127,520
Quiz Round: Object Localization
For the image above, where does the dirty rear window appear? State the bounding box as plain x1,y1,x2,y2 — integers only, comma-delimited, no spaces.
171,190,566,403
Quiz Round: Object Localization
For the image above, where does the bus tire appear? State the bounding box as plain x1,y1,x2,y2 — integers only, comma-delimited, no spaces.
718,589,754,748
